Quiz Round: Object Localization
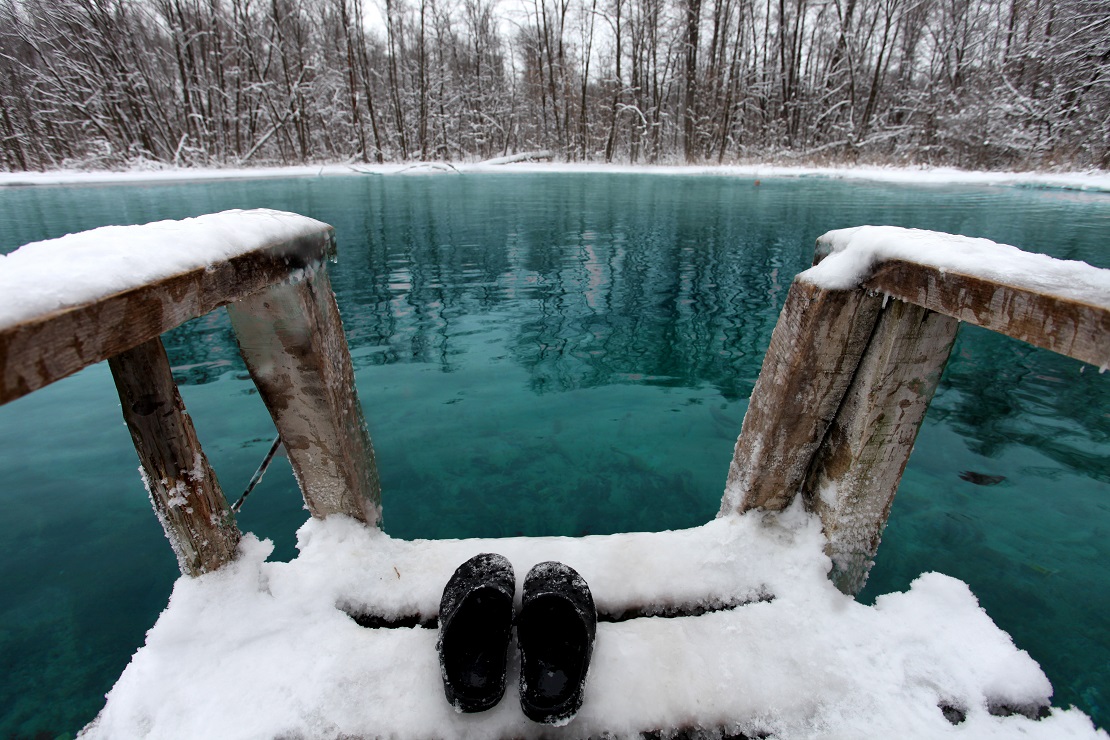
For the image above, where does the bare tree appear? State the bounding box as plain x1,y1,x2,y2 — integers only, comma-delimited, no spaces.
0,0,1105,170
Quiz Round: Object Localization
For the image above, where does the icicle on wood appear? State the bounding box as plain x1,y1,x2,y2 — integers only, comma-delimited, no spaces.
108,337,241,576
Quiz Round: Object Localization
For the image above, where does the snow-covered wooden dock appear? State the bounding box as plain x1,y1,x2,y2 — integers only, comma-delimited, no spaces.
2,211,1108,738
79,514,1100,738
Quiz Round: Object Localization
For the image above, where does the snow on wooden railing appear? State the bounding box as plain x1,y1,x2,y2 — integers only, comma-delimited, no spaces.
721,226,1110,595
0,210,381,576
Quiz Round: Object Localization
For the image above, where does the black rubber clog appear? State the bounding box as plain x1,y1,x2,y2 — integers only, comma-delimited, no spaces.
517,561,597,725
436,552,516,713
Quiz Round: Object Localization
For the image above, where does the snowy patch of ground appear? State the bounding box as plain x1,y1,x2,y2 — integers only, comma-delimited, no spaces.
80,507,1106,739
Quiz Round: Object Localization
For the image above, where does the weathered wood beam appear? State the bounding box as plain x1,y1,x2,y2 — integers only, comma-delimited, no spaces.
802,299,959,595
730,226,1108,594
866,259,1110,369
108,337,241,576
720,279,883,515
227,269,382,525
0,228,333,407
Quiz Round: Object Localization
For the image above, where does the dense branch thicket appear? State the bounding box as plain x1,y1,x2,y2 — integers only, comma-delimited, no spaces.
1,0,1107,171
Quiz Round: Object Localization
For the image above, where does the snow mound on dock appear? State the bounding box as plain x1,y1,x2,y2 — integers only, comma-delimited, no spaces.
80,505,1106,739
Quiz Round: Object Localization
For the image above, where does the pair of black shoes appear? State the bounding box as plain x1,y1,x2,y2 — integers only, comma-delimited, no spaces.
436,553,597,725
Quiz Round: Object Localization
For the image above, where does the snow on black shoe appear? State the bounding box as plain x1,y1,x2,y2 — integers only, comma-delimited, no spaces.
436,552,516,713
518,561,597,725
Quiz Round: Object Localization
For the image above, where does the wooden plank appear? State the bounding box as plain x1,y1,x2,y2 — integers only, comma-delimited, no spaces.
802,300,959,595
227,269,382,525
0,229,334,406
866,259,1110,369
720,278,883,515
108,337,241,576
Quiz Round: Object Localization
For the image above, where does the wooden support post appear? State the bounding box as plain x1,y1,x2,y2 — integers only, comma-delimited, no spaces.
227,268,382,525
108,337,241,576
720,278,883,515
802,300,959,595
722,227,1109,593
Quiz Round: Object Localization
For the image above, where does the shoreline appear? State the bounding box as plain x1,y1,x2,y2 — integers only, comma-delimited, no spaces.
2,161,1109,192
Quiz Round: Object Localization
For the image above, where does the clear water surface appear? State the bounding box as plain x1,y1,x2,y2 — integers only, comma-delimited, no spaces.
0,173,1107,737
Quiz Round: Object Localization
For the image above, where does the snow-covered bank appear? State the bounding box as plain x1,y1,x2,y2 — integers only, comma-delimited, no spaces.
80,507,1106,739
2,162,1109,192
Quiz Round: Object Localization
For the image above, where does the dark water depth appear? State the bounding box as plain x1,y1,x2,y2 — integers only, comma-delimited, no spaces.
0,173,1107,736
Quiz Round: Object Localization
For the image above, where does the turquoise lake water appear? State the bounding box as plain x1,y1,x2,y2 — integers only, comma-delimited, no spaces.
0,173,1107,736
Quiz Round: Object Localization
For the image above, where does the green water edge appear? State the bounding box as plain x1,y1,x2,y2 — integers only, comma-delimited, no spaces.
0,173,1107,737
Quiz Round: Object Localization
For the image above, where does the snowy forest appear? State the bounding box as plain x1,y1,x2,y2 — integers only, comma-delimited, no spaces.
0,0,1107,171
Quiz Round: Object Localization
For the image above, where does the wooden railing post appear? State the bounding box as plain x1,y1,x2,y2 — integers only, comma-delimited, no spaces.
0,210,374,569
803,299,959,594
227,267,382,526
719,278,883,515
108,337,241,576
723,275,959,595
726,226,1109,596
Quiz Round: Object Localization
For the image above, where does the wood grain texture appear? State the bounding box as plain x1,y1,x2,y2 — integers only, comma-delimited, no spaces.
720,278,883,515
109,337,241,576
867,259,1109,368
227,269,382,525
803,300,959,595
0,229,333,406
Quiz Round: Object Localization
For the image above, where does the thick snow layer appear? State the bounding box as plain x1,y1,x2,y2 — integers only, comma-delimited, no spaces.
80,506,1105,739
0,209,329,331
1,162,1108,192
806,226,1110,310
